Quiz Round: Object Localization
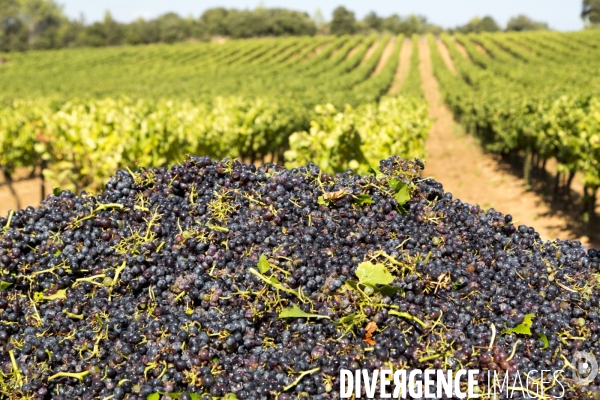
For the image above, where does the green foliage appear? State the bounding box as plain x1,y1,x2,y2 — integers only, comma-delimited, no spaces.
399,35,425,98
0,281,12,290
354,194,374,206
257,254,271,274
285,96,430,174
539,333,549,349
0,96,308,193
0,34,434,195
503,314,535,335
278,304,329,319
583,0,600,25
455,16,500,33
0,2,319,52
364,12,382,31
389,178,411,212
219,8,317,38
506,15,549,31
355,261,395,287
330,6,357,35
428,30,600,216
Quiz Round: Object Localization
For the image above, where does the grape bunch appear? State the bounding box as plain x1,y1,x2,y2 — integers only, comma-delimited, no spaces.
0,156,599,399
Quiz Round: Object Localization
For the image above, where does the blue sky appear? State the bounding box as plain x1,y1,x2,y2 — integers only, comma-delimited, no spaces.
59,0,584,31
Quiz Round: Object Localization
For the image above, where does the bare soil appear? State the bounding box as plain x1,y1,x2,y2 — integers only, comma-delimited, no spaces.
474,42,490,57
372,36,396,76
0,168,52,216
417,37,598,248
388,38,412,95
303,42,329,61
435,39,457,74
358,38,381,66
451,38,470,60
345,41,363,60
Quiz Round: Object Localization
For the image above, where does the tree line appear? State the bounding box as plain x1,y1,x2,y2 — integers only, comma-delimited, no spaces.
0,0,596,52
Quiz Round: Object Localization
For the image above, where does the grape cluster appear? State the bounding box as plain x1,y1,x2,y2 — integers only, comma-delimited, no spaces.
0,156,599,399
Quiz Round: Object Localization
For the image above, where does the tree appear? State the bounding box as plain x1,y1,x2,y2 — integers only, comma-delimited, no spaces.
102,11,123,45
0,0,28,51
156,12,190,43
19,0,65,48
582,0,600,25
312,8,325,27
480,16,500,32
506,14,549,31
377,14,431,35
77,11,124,47
220,8,315,38
200,7,228,36
363,11,382,31
456,16,500,33
330,6,356,35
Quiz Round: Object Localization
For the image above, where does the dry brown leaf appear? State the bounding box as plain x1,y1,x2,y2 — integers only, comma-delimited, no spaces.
364,321,377,346
323,189,350,202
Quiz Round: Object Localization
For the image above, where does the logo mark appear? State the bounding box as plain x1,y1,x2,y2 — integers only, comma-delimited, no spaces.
571,351,598,385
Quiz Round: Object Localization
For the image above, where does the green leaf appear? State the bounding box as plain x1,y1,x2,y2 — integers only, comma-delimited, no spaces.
368,166,385,179
388,178,404,192
502,314,535,335
0,281,12,291
278,304,329,319
269,276,281,285
539,333,549,349
317,196,330,206
344,280,359,290
53,187,61,197
389,179,411,214
377,285,403,297
393,184,411,206
147,394,160,400
355,261,395,287
53,249,62,257
338,313,357,325
223,394,239,400
257,254,270,274
354,194,374,206
345,279,401,297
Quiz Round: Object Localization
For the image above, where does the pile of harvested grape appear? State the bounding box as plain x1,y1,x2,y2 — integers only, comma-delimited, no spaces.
0,156,599,399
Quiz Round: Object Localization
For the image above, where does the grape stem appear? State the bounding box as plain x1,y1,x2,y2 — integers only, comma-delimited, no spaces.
489,323,496,349
388,310,429,328
505,340,521,362
283,367,320,392
48,371,90,382
418,353,443,363
9,349,21,383
249,268,306,302
63,309,84,320
2,210,14,233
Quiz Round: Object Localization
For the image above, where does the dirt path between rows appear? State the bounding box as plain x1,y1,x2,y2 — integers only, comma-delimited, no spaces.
0,169,51,216
418,37,596,248
373,36,396,75
452,37,470,59
358,38,381,66
388,38,412,95
436,40,457,74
